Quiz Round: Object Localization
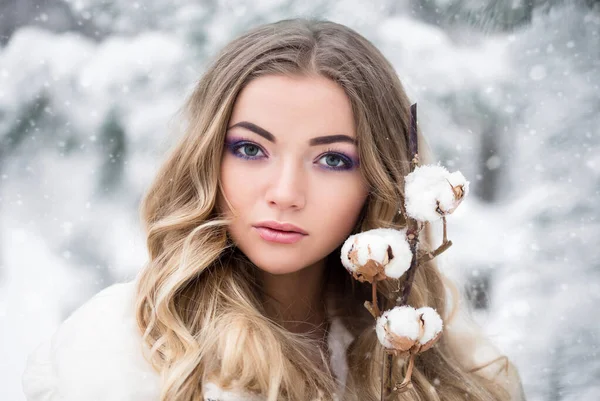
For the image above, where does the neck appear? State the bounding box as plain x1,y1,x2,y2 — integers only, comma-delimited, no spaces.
259,260,328,337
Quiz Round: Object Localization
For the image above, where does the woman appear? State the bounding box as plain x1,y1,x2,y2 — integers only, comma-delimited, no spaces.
22,18,525,401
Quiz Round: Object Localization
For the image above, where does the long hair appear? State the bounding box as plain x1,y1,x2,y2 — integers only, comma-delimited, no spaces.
135,18,511,401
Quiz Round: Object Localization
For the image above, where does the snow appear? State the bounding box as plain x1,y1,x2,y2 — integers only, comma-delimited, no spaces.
1,1,598,400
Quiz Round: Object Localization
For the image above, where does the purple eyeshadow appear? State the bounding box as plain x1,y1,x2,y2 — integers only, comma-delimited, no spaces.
224,135,360,171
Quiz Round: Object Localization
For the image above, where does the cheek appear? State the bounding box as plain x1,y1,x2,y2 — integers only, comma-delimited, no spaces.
311,176,368,236
219,157,257,214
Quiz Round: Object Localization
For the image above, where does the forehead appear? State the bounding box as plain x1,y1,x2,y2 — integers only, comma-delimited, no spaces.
229,74,356,140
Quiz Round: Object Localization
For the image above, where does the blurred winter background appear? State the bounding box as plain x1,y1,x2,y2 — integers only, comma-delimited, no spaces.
1,0,598,399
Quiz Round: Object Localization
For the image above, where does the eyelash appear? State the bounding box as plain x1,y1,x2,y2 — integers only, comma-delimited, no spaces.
225,138,356,171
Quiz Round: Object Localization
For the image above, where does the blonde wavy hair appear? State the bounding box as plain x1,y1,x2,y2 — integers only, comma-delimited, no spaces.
135,18,513,401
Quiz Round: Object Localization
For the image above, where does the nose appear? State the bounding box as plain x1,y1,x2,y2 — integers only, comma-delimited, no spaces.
264,159,306,210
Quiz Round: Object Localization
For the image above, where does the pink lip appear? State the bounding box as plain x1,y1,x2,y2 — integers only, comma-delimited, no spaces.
254,227,306,244
253,221,308,244
254,221,308,235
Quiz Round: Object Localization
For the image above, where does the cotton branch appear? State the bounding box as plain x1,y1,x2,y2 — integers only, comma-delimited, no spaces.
338,103,468,400
380,103,421,400
381,104,457,400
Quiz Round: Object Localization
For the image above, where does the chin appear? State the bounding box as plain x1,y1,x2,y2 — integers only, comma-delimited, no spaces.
248,255,306,275
228,226,327,275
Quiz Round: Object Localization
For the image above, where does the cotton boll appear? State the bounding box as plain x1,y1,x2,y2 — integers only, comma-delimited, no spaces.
340,233,358,272
416,307,443,345
404,164,469,222
376,306,420,352
415,307,443,353
447,171,470,196
375,313,394,349
362,228,411,278
439,170,469,214
382,232,412,279
386,306,421,339
340,228,412,282
340,233,385,282
404,164,449,221
355,230,390,266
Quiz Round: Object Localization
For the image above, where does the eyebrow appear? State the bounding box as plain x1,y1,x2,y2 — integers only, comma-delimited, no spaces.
227,121,357,146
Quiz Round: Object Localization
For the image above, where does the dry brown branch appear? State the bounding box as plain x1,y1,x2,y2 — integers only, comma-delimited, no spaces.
442,216,448,243
375,103,457,400
416,239,453,266
380,103,421,400
364,301,379,319
372,280,381,316
393,353,416,393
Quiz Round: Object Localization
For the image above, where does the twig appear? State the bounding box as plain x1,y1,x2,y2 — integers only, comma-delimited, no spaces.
396,103,421,308
393,354,416,393
372,280,381,317
364,301,379,319
442,216,448,243
396,247,418,307
408,103,419,168
416,240,453,266
381,103,420,401
379,104,456,399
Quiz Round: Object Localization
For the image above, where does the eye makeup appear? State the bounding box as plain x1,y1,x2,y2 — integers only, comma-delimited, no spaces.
225,136,269,160
224,136,360,171
315,147,360,171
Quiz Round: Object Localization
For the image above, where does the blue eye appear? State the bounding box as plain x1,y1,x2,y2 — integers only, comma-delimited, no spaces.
228,141,267,160
226,139,356,171
316,152,354,171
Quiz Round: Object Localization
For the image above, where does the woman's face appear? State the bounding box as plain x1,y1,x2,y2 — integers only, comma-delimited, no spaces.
218,74,369,275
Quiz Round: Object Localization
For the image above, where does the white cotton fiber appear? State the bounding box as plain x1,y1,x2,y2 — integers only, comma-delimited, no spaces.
380,230,413,279
354,230,390,267
340,234,360,273
416,307,443,344
404,164,470,222
376,306,420,349
340,228,412,279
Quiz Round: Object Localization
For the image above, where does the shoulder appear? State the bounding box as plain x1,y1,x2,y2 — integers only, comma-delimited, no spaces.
22,280,160,401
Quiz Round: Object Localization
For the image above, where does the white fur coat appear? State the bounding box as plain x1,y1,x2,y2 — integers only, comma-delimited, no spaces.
22,279,525,401
21,280,354,401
